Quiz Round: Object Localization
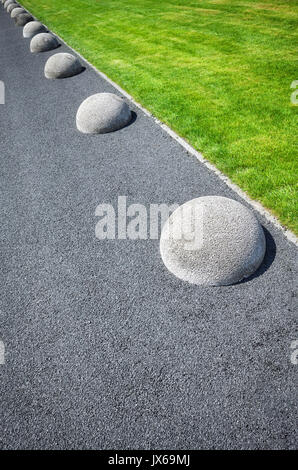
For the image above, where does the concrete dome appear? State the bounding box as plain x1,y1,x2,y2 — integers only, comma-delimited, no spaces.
11,7,24,17
7,3,19,13
4,0,14,9
23,21,47,39
14,13,33,26
30,33,59,53
44,52,84,79
160,196,266,286
76,93,132,134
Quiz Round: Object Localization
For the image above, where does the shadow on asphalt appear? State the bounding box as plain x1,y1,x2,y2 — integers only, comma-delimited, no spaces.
126,110,137,128
239,226,276,284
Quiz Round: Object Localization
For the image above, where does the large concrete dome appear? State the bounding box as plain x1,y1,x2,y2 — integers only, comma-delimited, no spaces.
14,13,33,26
44,52,84,79
10,7,25,17
76,93,132,134
30,32,59,53
23,21,47,39
7,3,19,13
160,196,266,286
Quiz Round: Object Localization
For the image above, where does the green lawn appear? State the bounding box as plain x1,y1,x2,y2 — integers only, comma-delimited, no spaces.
21,0,298,234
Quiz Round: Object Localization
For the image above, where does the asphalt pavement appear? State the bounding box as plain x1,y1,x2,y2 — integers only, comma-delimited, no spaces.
0,7,297,449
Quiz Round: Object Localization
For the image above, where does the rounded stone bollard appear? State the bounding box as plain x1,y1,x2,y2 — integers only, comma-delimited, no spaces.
44,52,84,79
30,32,59,53
7,3,19,13
11,7,25,17
4,0,14,9
23,21,47,39
76,93,132,134
159,196,266,286
14,13,34,26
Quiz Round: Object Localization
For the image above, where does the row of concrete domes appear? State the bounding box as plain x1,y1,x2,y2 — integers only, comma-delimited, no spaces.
2,0,133,134
1,0,267,286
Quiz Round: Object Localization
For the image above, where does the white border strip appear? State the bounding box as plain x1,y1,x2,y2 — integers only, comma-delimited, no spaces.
18,3,298,246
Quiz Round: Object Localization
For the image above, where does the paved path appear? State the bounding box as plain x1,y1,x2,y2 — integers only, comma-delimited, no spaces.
0,8,297,449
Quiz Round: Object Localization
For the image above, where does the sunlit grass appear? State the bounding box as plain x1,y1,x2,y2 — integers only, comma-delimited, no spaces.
21,0,298,233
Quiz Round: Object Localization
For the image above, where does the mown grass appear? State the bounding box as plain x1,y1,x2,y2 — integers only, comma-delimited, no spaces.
21,0,298,233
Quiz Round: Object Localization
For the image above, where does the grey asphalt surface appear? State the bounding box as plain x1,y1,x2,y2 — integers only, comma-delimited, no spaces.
0,7,297,450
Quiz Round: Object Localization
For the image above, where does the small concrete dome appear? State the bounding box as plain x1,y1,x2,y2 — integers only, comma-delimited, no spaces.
160,196,266,286
10,7,24,17
14,13,34,26
7,3,19,13
30,32,59,53
23,21,47,38
4,0,14,9
44,52,84,79
76,93,132,134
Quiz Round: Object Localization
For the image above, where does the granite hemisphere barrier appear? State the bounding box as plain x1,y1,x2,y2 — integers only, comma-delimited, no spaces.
76,93,132,134
44,53,84,79
14,13,33,26
30,32,60,53
7,2,19,13
11,7,25,18
160,196,266,286
23,20,47,39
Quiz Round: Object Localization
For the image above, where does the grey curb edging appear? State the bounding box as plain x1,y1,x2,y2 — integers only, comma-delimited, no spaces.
17,2,298,247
